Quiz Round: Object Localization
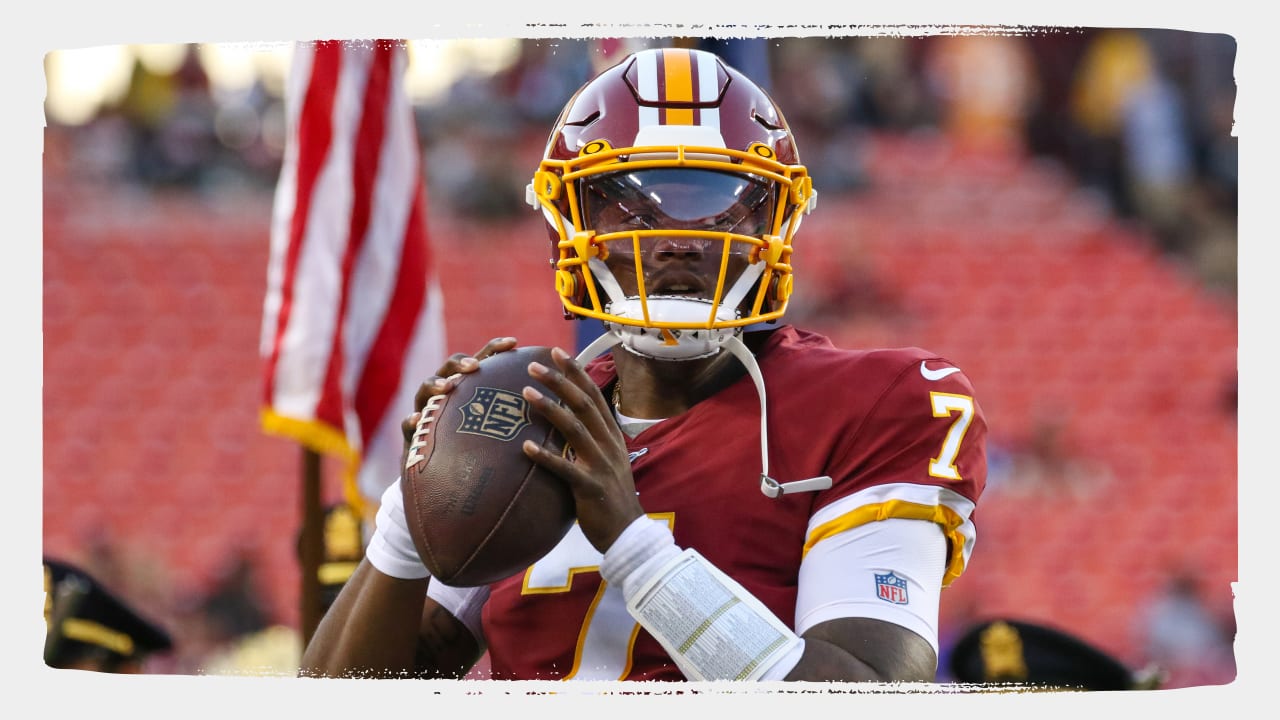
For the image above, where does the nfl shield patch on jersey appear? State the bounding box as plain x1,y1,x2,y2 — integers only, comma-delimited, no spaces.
875,571,909,604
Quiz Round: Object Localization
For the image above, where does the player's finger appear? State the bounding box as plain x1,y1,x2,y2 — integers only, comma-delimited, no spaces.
436,353,480,378
548,346,614,422
521,438,583,484
520,383,596,455
472,336,519,362
412,373,464,412
432,337,517,380
522,381,625,473
525,362,619,454
401,410,422,444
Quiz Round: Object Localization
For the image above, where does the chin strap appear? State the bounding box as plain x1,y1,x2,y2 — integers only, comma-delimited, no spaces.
577,331,832,499
574,330,623,366
722,335,833,498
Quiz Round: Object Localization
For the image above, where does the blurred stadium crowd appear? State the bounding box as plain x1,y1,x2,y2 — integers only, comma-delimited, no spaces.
42,30,1238,686
47,31,1239,296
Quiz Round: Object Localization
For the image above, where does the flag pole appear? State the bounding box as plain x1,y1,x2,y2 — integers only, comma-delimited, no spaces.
299,447,324,646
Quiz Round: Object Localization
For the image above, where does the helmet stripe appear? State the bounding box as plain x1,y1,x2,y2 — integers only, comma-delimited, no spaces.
694,49,720,129
662,48,694,125
636,47,659,129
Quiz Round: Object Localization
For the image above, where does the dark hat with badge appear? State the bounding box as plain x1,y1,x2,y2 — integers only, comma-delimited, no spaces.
948,618,1164,691
43,557,174,672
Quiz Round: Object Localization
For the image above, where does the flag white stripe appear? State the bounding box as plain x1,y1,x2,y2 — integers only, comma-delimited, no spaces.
260,43,309,361
346,47,416,421
358,276,447,501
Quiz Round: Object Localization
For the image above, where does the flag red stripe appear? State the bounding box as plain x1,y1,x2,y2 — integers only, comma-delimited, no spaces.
353,176,430,449
313,41,394,428
262,41,341,407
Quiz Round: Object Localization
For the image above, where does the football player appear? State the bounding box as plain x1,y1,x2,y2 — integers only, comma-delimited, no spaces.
301,46,987,683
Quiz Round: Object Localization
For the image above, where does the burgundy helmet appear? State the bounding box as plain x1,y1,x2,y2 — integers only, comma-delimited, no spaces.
527,46,816,360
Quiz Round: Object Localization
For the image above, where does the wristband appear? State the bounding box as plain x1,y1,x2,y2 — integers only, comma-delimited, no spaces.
601,516,803,681
599,515,681,593
364,478,431,580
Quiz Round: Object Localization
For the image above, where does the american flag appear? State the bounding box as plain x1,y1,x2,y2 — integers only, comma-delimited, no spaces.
260,39,446,516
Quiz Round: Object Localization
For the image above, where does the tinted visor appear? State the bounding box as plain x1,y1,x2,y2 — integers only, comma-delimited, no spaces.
580,169,777,303
582,168,775,237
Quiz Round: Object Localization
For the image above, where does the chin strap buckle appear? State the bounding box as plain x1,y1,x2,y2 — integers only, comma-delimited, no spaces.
759,474,833,498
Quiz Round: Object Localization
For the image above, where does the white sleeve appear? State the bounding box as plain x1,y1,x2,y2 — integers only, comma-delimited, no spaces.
426,580,490,650
795,517,947,657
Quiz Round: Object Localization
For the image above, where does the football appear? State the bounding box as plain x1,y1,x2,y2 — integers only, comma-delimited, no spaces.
401,346,576,587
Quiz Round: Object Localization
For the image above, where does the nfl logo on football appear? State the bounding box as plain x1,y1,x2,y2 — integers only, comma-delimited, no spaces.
458,387,531,442
875,572,909,604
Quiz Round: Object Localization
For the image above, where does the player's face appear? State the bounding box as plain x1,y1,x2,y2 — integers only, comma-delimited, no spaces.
581,169,774,303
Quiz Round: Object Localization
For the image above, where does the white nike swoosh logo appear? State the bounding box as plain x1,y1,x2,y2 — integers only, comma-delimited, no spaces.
920,361,961,381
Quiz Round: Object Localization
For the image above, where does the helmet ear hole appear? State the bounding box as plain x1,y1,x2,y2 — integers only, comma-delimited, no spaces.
532,170,563,202
765,274,781,312
763,273,792,312
776,274,793,307
555,268,588,309
555,268,576,298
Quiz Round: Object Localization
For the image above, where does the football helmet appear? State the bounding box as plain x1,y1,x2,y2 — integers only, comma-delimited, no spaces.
527,47,817,360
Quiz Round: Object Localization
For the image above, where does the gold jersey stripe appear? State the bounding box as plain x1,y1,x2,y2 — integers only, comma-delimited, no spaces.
802,498,970,587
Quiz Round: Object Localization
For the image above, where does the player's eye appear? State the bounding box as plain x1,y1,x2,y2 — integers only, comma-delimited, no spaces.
617,212,654,230
714,209,764,235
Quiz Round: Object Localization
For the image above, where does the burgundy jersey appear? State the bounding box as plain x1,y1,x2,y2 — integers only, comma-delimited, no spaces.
479,326,986,681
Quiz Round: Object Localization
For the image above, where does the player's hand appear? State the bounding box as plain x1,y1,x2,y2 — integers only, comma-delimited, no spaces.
521,346,645,553
399,337,519,471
